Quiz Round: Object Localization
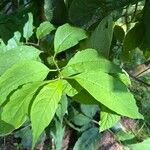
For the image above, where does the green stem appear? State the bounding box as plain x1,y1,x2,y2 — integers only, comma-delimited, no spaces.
130,3,138,23
64,118,81,132
53,54,63,78
37,39,40,46
49,69,59,72
26,42,40,47
125,5,130,31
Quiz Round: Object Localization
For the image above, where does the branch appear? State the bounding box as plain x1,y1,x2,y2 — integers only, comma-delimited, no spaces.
128,73,150,87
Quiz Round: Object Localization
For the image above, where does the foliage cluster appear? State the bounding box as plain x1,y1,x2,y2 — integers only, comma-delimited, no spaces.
0,0,149,149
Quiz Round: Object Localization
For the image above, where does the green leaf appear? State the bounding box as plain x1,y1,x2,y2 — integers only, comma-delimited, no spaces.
86,16,114,57
0,82,43,135
114,25,125,43
81,104,98,118
31,80,62,148
51,118,65,150
69,107,91,126
69,0,137,29
63,80,97,104
65,0,73,8
0,39,7,54
115,130,135,141
44,0,53,21
44,0,67,24
123,23,144,60
56,94,68,122
62,49,122,77
73,127,101,150
54,23,87,54
0,61,49,106
141,1,150,51
73,70,143,119
0,13,26,42
36,21,55,40
7,31,22,50
73,89,98,104
15,126,32,148
111,71,131,86
100,111,120,132
23,13,33,41
129,138,150,150
69,0,107,29
0,45,41,76
62,80,82,97
0,120,14,136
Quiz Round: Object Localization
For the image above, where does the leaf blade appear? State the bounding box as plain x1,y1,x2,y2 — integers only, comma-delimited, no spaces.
100,111,120,132
74,70,143,119
0,45,41,75
31,80,62,147
86,16,114,57
73,127,101,150
62,49,122,76
0,61,49,106
23,13,33,41
0,82,43,135
129,138,150,150
54,23,87,54
36,21,55,40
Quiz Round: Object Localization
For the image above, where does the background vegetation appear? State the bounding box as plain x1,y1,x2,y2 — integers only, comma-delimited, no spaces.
0,0,149,149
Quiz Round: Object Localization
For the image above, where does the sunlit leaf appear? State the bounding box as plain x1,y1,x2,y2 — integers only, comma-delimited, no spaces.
54,23,87,54
23,13,33,41
0,82,43,135
129,138,150,150
62,49,122,77
100,111,120,132
0,61,49,105
74,70,143,119
7,31,22,50
31,80,62,148
36,21,55,40
0,46,41,75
